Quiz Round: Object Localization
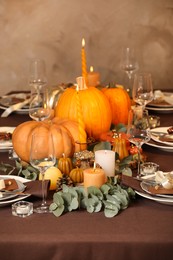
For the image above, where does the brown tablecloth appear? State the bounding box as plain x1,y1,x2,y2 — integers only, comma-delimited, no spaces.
0,105,173,260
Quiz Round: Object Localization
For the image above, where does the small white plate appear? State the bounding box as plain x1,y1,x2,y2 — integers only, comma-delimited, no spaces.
140,181,173,199
0,179,26,201
0,127,15,151
148,92,173,108
135,190,173,205
146,141,173,152
0,175,31,207
151,127,173,147
146,106,173,113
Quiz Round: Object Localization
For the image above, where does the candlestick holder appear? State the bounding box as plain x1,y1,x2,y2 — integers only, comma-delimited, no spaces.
12,201,33,218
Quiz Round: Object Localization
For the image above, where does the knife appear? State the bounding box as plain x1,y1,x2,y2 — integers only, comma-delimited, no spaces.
1,98,31,117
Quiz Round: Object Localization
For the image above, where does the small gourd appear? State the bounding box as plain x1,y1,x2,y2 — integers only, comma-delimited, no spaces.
58,153,73,175
69,167,84,183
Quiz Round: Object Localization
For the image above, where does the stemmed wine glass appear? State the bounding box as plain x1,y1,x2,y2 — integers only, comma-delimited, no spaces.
29,85,51,121
126,107,151,179
132,72,154,109
30,133,56,213
28,59,51,121
120,47,139,94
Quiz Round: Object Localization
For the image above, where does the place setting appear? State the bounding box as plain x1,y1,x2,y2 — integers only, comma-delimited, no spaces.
146,126,173,152
0,126,15,152
146,90,173,113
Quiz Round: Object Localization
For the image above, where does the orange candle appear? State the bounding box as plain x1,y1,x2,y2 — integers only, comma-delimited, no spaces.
81,38,88,84
76,84,87,150
87,66,100,87
83,167,106,188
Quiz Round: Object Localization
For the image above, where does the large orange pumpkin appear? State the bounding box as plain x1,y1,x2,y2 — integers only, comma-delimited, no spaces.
54,86,112,140
12,118,86,162
102,86,131,125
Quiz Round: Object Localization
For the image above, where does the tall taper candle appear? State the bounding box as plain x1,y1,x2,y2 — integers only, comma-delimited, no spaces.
81,38,88,85
76,84,87,151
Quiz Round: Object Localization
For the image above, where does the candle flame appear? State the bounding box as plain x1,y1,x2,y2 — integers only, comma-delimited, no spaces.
93,161,96,172
90,66,94,72
82,38,85,47
75,84,79,92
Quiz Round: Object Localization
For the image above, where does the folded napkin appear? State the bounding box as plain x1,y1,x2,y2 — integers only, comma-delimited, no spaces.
154,90,173,105
0,178,18,191
25,180,50,198
121,175,143,192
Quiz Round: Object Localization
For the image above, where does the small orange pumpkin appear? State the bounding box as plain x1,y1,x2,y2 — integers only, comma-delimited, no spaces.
58,154,73,175
54,85,112,140
69,167,84,183
12,118,85,162
102,85,131,125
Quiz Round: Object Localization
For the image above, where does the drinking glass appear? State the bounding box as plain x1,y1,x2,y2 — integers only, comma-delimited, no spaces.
28,59,47,88
28,59,50,121
30,133,56,213
29,85,51,121
120,47,139,93
132,72,154,109
126,107,151,178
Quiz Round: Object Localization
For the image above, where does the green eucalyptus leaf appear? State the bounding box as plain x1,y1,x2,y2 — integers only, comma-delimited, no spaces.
104,207,119,218
53,193,64,206
70,197,79,210
105,194,121,210
52,205,65,217
94,201,102,212
100,184,110,195
49,202,58,211
68,187,78,198
87,186,103,200
62,184,69,193
122,167,132,177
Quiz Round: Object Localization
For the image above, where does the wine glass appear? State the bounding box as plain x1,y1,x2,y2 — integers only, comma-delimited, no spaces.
30,133,56,213
120,47,139,94
29,85,51,121
132,72,154,109
28,59,47,88
126,107,151,179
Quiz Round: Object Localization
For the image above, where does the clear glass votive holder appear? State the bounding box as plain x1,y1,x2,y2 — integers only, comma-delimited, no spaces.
148,115,160,129
141,162,159,176
12,201,33,218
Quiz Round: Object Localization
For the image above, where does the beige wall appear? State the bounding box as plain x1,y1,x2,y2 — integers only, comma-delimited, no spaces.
0,0,173,96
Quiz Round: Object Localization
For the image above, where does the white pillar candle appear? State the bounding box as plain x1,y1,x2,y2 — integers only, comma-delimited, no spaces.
95,150,115,177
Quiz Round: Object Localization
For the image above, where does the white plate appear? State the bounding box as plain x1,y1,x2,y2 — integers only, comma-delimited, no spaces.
151,127,173,147
146,141,173,152
0,175,31,207
140,181,173,199
0,93,30,114
135,190,173,205
0,179,26,201
148,92,173,108
146,106,173,113
0,127,15,151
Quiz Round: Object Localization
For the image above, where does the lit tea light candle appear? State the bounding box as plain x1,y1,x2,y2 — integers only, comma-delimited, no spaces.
87,66,100,87
83,164,106,188
95,150,115,177
81,38,88,84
